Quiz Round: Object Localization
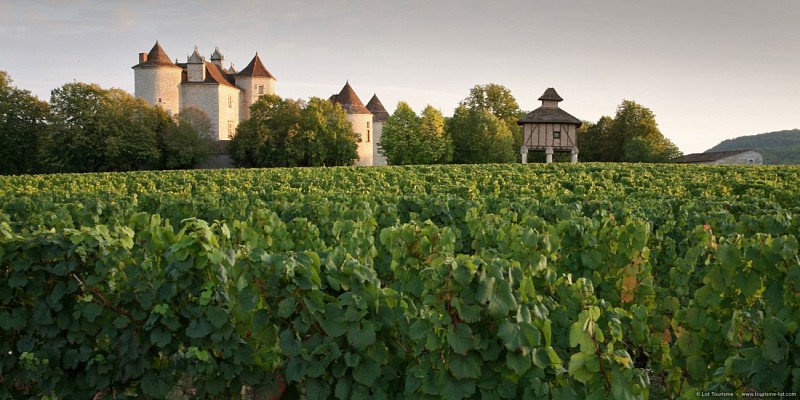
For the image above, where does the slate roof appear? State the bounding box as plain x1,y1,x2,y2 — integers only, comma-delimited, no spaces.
331,82,371,115
134,41,180,68
366,94,389,122
237,53,275,79
538,88,563,102
671,150,754,163
517,106,582,126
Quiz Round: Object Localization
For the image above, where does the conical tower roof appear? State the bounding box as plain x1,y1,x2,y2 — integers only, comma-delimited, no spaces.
237,53,275,79
135,41,180,68
366,94,389,122
538,87,563,102
332,81,371,114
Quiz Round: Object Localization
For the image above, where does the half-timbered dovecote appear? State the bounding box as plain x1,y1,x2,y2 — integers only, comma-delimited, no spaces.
517,88,582,163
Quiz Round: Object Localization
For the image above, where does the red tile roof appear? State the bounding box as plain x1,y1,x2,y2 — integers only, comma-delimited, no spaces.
331,81,371,114
366,94,389,122
237,53,275,79
134,41,180,68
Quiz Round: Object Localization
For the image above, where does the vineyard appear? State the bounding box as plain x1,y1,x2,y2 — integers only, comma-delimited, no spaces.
1,163,799,399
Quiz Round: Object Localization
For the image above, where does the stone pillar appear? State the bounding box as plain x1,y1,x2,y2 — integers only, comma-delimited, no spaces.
545,147,553,164
520,145,528,164
571,148,579,163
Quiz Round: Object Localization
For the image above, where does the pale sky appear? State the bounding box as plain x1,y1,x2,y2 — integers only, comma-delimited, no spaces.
2,0,798,154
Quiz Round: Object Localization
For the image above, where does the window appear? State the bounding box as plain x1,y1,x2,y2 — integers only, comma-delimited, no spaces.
228,96,233,108
367,121,371,129
258,85,265,95
366,130,370,143
228,120,234,139
553,130,561,139
158,98,162,103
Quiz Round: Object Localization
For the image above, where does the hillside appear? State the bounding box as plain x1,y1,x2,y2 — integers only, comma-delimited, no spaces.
706,129,800,164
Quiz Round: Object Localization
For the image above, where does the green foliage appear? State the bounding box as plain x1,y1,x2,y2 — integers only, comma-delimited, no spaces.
49,83,163,172
230,95,358,168
1,163,800,398
0,71,53,175
579,100,682,163
447,105,515,163
379,102,451,165
578,116,612,162
459,83,524,162
157,107,216,170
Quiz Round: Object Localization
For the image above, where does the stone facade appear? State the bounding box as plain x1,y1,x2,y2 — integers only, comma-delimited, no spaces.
350,113,374,166
713,151,763,164
135,42,391,166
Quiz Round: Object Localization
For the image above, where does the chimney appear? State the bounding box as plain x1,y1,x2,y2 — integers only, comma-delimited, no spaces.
139,52,148,63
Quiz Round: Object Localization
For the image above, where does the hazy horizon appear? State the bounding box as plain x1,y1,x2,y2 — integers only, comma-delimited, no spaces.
2,0,798,154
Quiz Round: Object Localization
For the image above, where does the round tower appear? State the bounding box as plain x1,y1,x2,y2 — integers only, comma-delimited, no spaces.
366,94,389,166
331,81,373,166
132,41,182,116
235,53,276,121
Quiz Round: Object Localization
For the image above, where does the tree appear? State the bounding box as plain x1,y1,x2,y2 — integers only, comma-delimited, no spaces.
299,97,358,167
378,103,451,165
447,105,515,164
0,71,52,175
49,82,162,172
460,84,524,161
379,102,420,165
158,107,216,169
230,95,358,168
577,116,612,162
418,105,452,164
604,100,680,162
579,100,682,163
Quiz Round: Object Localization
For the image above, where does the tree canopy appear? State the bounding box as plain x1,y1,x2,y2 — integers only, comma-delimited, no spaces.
578,100,681,163
229,95,358,168
378,102,451,165
458,84,522,162
447,105,515,164
0,71,52,174
49,83,162,172
158,107,216,170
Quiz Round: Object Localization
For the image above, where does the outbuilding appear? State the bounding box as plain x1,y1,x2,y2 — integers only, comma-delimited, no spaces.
517,88,582,163
672,150,763,165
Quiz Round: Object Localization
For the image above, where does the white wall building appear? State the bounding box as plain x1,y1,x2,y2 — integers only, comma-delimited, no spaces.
132,41,276,141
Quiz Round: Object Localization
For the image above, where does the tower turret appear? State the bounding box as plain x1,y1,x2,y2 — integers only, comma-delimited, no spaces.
331,81,373,166
210,46,225,69
366,94,389,166
132,41,182,116
235,53,276,120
